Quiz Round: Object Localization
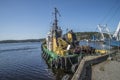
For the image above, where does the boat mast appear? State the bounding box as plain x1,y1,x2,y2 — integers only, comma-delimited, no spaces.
53,8,61,30
51,8,62,52
54,8,58,28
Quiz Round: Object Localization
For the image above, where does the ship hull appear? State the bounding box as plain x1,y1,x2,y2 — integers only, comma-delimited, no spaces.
41,44,82,72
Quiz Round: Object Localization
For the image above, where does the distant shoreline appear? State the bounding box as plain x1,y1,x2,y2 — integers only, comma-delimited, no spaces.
0,39,45,44
0,32,109,44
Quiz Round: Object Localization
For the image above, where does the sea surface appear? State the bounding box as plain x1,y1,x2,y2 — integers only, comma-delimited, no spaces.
0,42,57,80
0,41,111,80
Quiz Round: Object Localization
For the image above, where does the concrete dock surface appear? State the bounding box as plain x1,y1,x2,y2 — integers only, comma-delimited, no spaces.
92,61,120,80
92,52,120,80
71,51,119,80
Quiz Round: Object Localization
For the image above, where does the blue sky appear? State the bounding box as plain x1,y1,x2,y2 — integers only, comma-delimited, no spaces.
0,0,120,40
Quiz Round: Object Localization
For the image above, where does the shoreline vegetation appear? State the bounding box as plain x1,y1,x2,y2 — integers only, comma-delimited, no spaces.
0,32,109,43
76,32,109,41
0,39,45,43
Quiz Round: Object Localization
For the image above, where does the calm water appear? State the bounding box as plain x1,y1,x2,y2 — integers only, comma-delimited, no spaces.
0,42,56,80
80,41,111,49
0,41,111,80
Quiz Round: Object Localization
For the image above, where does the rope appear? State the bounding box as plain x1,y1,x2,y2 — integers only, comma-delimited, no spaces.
68,57,73,66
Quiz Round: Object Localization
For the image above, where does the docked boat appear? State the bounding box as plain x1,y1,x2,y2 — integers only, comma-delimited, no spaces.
41,8,100,72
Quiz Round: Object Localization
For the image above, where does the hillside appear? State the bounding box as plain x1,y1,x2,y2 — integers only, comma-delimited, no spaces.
0,39,45,43
75,32,109,40
0,32,110,43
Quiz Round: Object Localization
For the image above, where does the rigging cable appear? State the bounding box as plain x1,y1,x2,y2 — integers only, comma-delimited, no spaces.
100,0,118,24
106,0,120,24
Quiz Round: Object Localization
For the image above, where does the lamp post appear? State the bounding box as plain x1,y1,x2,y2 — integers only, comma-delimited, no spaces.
118,31,120,52
109,38,111,58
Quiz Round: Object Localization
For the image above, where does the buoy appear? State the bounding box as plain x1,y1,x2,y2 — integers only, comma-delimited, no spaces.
60,58,63,69
62,74,70,80
78,56,82,63
44,52,48,60
57,58,61,69
55,60,59,69
42,52,45,58
71,63,78,73
50,60,53,68
46,54,50,61
51,59,55,68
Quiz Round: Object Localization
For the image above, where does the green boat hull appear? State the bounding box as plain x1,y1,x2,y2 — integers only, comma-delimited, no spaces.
41,44,82,71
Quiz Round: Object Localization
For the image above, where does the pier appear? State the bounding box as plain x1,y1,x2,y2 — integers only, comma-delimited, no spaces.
71,50,117,80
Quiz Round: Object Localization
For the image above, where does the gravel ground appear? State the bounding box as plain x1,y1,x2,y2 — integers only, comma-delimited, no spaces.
92,52,120,80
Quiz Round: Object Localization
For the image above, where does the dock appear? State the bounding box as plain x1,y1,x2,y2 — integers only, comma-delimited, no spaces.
71,50,117,80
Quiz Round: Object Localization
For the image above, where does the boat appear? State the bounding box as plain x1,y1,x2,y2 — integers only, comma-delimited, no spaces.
41,8,101,72
95,49,107,55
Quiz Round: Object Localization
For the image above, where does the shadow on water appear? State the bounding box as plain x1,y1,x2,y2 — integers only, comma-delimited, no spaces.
84,65,92,80
42,56,73,80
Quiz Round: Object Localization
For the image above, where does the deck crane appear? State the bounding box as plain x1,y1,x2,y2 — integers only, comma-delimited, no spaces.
113,22,120,41
97,24,112,41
